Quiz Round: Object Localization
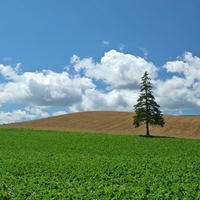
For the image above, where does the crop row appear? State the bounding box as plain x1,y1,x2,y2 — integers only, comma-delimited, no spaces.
1,128,200,199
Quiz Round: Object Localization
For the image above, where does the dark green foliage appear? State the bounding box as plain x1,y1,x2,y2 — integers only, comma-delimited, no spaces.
133,71,165,136
1,128,200,199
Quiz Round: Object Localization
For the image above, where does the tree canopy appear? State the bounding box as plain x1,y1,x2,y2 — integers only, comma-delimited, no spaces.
133,71,165,136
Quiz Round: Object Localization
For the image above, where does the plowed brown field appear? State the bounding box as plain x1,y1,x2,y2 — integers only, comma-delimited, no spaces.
2,111,200,139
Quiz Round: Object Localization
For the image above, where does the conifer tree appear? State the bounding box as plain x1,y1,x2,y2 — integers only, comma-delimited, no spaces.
133,71,165,137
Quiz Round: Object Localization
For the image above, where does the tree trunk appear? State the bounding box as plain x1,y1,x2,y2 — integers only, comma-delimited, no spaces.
146,120,150,137
145,85,150,137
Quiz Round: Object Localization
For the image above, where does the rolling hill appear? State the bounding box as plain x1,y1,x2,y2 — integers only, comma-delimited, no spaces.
2,111,200,139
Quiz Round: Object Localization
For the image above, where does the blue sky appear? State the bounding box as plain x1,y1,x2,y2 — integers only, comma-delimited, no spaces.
0,1,200,123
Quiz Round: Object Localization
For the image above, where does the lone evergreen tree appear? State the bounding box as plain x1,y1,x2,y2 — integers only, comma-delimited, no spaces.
133,71,165,137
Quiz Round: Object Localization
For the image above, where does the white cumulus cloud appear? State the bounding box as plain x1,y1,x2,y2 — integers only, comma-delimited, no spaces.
71,50,157,90
0,106,49,124
0,66,95,107
0,50,200,124
69,88,138,113
155,52,200,110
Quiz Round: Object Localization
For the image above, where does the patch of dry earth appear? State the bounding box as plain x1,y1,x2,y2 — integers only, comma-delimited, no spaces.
3,111,200,139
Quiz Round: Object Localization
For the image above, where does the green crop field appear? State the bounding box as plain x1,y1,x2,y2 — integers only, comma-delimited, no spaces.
1,128,200,199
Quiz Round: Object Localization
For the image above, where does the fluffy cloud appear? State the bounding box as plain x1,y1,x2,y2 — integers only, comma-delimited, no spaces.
0,106,49,124
0,50,200,124
69,89,138,113
155,77,199,110
164,52,200,86
71,50,157,90
0,64,95,106
155,52,200,110
70,50,200,113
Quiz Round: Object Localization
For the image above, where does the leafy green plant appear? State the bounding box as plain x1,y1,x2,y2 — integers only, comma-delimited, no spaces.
0,128,200,199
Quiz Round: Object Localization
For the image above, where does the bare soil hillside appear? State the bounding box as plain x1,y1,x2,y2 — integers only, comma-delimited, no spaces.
2,111,200,139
